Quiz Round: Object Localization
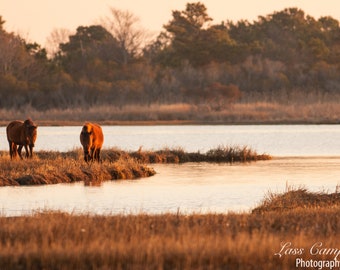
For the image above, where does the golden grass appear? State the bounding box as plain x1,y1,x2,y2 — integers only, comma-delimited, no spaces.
120,146,271,164
0,146,270,186
0,188,340,269
253,187,340,213
220,101,340,124
0,149,155,186
0,100,339,125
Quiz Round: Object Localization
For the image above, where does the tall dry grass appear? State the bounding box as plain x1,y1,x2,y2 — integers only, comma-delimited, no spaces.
120,146,271,164
0,146,270,186
0,188,340,269
0,149,155,186
253,187,340,213
0,100,339,125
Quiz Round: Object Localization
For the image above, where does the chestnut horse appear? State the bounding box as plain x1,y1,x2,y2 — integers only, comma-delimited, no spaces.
6,119,38,159
80,122,104,162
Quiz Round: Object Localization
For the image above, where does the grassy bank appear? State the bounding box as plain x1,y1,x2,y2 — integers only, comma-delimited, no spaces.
0,188,339,269
253,187,340,213
118,145,271,163
0,101,340,126
0,150,156,186
0,146,271,186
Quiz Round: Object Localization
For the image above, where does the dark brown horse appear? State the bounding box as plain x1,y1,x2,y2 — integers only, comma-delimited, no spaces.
6,119,38,159
80,122,104,162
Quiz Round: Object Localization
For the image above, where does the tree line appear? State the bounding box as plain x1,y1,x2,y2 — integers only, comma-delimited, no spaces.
1,2,340,111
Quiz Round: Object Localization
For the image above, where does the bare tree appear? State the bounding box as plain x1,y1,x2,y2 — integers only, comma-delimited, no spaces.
101,7,148,65
45,28,72,58
0,32,26,75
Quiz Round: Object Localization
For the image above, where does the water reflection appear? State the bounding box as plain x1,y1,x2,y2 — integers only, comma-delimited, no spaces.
1,157,339,216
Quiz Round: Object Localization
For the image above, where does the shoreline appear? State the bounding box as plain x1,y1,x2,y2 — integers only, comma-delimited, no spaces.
0,101,339,126
1,100,340,126
29,119,340,127
0,147,271,186
1,119,340,127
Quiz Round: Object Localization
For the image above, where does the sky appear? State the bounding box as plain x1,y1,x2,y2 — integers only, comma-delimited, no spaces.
2,0,340,46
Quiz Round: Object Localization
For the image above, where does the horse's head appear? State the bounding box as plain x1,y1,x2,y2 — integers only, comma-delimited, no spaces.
24,119,37,147
81,123,94,161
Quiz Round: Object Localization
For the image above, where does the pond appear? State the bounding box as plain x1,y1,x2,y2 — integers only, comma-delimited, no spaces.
0,125,339,216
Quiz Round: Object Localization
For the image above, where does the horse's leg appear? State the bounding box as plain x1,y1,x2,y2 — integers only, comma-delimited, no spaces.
8,142,12,159
13,144,18,158
24,145,30,158
28,145,33,158
18,145,24,159
96,149,101,162
9,142,16,159
93,149,97,162
90,148,95,161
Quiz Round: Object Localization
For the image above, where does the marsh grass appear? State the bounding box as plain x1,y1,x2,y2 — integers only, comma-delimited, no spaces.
35,145,271,164
126,145,271,164
1,188,340,269
0,146,269,186
253,187,340,213
0,150,155,186
1,101,340,125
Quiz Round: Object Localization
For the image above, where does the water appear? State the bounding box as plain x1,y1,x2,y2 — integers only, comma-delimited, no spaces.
1,125,340,156
0,125,339,216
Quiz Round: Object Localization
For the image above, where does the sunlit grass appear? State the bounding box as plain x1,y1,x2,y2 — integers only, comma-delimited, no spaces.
253,187,340,213
127,145,271,164
0,146,270,186
0,101,339,125
0,188,339,269
0,150,155,186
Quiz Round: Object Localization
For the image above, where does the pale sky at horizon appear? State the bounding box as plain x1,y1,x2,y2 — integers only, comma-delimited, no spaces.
2,0,340,46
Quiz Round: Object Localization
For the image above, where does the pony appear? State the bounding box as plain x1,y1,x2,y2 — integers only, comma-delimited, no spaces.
6,119,37,159
80,122,104,162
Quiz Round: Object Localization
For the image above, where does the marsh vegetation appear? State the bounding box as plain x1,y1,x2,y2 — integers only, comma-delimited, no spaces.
0,149,155,186
0,146,270,186
0,188,339,269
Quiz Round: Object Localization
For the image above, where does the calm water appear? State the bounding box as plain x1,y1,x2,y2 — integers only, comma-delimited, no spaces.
1,124,340,156
0,125,339,216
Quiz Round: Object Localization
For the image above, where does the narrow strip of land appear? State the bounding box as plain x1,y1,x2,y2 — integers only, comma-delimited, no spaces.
0,146,271,186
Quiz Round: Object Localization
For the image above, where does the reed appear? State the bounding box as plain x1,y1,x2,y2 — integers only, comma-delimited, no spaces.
0,146,270,186
1,100,340,125
36,146,271,164
252,187,340,213
0,188,339,269
0,150,155,186
125,145,271,164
